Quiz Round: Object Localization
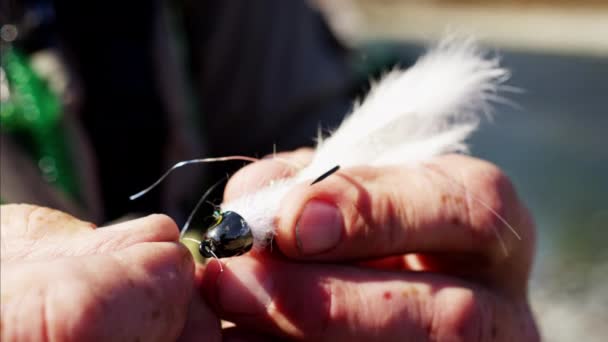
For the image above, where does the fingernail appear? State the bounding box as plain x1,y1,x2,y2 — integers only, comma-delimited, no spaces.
296,200,343,255
217,260,273,315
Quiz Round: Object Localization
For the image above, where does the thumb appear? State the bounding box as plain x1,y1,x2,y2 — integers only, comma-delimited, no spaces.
90,241,197,341
80,242,199,340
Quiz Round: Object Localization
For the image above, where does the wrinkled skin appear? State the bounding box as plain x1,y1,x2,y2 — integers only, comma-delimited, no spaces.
1,150,539,341
201,151,540,341
0,204,220,342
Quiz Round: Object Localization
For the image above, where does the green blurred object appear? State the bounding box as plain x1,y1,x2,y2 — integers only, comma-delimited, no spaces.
1,47,80,201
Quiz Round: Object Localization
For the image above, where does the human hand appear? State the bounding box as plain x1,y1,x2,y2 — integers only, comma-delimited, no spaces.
0,204,220,342
200,150,539,341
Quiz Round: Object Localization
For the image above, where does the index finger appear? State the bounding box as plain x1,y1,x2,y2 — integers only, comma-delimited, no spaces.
223,148,313,201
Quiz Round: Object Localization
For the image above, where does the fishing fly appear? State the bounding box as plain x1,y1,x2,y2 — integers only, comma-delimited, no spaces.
131,38,521,262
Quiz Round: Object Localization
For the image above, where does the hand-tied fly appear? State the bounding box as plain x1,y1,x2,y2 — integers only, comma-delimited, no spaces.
131,38,522,263
131,159,342,260
130,156,258,260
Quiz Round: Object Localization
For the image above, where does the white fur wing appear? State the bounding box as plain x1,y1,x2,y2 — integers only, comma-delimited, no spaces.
222,179,294,249
223,38,508,248
296,39,507,181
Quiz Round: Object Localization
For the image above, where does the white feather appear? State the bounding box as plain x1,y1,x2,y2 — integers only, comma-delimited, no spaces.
222,38,508,249
222,179,295,249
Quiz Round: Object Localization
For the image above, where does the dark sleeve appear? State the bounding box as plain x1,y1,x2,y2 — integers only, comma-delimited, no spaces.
52,0,355,221
54,0,169,220
182,0,355,158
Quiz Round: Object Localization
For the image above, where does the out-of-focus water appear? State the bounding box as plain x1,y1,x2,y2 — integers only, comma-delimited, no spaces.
471,51,607,265
470,51,608,341
362,43,607,340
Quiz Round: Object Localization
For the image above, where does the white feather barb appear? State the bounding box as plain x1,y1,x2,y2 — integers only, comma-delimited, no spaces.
222,38,509,249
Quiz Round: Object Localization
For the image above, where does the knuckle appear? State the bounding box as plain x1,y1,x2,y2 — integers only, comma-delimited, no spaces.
442,156,535,262
25,206,68,236
140,214,180,243
470,160,513,201
464,161,517,242
382,187,412,252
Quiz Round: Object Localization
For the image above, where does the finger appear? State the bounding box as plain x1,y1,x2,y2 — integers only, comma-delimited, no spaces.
79,242,197,341
224,149,313,201
3,213,180,261
201,256,533,342
275,155,532,263
85,214,180,253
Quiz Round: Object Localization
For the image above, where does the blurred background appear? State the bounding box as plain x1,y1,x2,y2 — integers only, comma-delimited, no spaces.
1,1,606,340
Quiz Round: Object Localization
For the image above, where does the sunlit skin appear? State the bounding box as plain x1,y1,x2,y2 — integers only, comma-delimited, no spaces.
0,204,221,342
0,149,539,341
199,149,540,341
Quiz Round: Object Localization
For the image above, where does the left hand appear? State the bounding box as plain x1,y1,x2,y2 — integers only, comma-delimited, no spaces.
0,204,220,342
199,150,539,341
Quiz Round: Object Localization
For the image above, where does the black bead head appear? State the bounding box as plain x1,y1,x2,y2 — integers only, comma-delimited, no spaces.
199,211,253,258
